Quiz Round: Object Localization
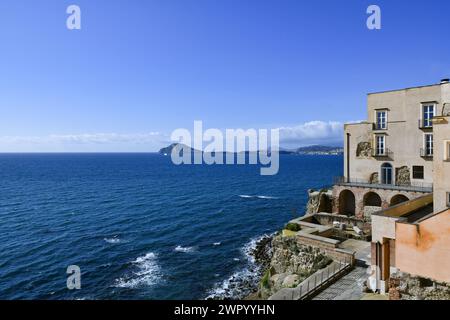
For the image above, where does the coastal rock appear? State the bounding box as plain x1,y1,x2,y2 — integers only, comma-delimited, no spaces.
282,274,300,288
256,235,332,299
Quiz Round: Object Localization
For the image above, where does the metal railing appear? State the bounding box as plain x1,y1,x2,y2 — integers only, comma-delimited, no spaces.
372,123,388,131
420,148,433,158
269,257,353,300
372,122,388,131
334,176,433,193
371,148,393,158
418,119,433,129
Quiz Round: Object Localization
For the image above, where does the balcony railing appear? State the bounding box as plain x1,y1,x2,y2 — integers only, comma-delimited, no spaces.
333,176,433,193
372,148,393,158
418,119,433,130
372,123,388,131
420,148,433,158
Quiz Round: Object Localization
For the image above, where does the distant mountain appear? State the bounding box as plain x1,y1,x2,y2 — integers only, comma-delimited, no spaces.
159,143,343,156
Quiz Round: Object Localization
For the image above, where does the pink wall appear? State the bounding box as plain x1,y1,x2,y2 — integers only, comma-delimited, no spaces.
395,209,450,283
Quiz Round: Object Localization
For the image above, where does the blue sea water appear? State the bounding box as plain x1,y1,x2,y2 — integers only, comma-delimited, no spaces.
0,153,342,300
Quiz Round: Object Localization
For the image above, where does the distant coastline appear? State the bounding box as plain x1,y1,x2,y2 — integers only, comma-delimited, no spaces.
158,143,343,156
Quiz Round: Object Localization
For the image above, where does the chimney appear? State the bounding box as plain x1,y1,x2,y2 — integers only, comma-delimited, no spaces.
441,78,450,84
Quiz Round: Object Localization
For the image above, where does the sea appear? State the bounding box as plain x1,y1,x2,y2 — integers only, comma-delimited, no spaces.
0,153,342,300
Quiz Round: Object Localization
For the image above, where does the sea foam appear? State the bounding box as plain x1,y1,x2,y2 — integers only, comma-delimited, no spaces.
114,252,161,288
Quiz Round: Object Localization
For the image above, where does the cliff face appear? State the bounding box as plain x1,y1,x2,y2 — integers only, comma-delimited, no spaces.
256,235,332,299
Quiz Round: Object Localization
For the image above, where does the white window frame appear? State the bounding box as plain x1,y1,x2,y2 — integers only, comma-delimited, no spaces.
421,103,436,128
375,135,385,155
424,133,434,156
375,110,387,130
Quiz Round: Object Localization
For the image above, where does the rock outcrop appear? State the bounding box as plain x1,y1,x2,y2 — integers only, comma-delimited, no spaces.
257,235,332,299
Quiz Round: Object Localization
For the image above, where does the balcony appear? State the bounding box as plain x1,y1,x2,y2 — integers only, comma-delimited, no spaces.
418,119,433,130
333,176,433,193
372,148,393,158
420,148,433,158
372,123,388,131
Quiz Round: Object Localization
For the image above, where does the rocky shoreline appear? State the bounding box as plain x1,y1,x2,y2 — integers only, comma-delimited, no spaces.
205,234,275,300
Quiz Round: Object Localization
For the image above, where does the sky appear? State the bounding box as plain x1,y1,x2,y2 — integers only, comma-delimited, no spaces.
0,0,449,152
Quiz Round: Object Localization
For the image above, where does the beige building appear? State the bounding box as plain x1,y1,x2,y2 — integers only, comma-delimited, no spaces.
366,95,450,293
333,79,450,219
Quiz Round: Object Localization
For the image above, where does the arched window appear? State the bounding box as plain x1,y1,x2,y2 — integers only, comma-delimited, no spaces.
381,163,393,185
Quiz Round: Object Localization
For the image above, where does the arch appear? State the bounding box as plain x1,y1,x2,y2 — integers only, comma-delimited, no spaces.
363,191,382,207
381,163,393,185
318,193,333,213
390,194,409,207
339,190,355,216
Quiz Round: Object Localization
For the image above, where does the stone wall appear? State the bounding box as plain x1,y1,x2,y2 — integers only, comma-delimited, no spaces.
306,189,333,214
389,272,450,300
332,185,429,219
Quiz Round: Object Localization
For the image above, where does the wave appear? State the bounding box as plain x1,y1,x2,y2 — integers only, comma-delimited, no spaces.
205,233,274,300
174,245,197,253
104,237,122,244
114,252,161,288
213,242,221,246
238,195,278,200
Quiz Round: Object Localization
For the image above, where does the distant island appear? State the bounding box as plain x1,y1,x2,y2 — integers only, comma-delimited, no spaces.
158,144,343,156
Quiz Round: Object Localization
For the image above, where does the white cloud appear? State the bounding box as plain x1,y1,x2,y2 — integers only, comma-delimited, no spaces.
277,121,344,147
0,121,354,152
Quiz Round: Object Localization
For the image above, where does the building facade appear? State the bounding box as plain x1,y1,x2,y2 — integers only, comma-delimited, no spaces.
368,113,450,292
333,79,450,219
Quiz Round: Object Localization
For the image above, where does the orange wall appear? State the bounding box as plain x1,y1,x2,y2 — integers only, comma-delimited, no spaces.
395,209,450,283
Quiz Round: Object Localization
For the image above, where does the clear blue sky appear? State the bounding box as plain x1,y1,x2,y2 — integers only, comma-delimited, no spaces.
0,0,449,151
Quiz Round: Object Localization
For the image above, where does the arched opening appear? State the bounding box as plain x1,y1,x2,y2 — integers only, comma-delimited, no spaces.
339,190,355,216
364,192,382,207
381,163,393,185
318,193,332,213
390,194,409,206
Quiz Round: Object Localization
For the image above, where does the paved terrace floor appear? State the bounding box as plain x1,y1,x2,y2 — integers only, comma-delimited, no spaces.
313,239,371,300
312,266,368,300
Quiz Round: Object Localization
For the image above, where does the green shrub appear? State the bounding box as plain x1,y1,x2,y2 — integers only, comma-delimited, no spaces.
285,223,301,232
261,269,271,288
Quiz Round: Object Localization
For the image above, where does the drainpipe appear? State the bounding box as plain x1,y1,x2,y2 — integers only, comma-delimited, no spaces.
346,133,351,183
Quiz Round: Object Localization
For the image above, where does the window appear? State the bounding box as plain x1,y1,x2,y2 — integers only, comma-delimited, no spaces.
424,134,434,156
422,104,435,128
381,163,393,185
447,192,450,208
376,111,387,130
376,135,385,155
412,166,424,179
